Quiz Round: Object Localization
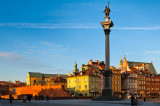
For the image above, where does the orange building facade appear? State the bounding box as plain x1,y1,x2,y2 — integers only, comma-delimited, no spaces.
1,85,71,99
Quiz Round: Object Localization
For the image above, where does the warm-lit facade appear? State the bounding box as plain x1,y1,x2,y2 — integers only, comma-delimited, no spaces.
67,63,99,97
67,69,99,97
138,71,146,98
146,73,160,98
26,72,67,89
120,56,159,99
110,66,121,97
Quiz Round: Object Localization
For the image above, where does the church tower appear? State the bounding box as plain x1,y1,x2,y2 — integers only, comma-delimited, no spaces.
73,61,79,76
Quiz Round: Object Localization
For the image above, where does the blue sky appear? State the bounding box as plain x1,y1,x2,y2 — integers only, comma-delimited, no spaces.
0,0,160,82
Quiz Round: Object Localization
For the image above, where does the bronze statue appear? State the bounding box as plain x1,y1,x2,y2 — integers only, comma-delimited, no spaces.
104,1,110,17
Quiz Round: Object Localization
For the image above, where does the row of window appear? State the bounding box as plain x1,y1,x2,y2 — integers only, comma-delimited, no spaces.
147,88,160,90
114,76,119,79
114,86,120,90
129,79,136,83
139,81,145,84
129,85,137,89
114,81,120,85
68,84,98,89
138,76,145,79
139,86,145,90
146,82,160,85
146,78,160,81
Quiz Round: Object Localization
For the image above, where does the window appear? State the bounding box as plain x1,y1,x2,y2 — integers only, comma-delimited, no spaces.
114,76,116,79
114,87,116,90
85,85,87,89
79,85,81,89
117,76,119,79
114,81,116,84
78,79,81,82
92,78,94,82
117,87,119,90
95,85,97,89
69,80,70,83
95,78,98,82
85,78,87,82
117,81,119,84
34,80,36,84
92,85,94,89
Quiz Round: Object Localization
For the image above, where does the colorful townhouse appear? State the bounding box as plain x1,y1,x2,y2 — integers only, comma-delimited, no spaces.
120,56,159,99
67,62,99,97
121,68,139,99
145,73,160,98
110,66,121,98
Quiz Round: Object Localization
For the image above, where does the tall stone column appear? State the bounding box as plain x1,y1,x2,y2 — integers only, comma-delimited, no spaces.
104,29,110,70
101,2,114,97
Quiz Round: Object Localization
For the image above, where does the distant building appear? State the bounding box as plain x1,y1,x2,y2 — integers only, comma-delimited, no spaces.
120,56,160,99
26,72,68,89
119,57,157,75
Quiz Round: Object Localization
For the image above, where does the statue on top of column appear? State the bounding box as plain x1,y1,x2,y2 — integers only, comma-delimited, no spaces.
104,1,110,17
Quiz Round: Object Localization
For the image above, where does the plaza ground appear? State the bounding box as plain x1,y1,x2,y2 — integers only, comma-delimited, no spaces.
0,99,160,106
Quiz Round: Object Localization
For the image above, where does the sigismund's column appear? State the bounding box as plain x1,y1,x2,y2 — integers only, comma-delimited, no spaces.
101,2,114,96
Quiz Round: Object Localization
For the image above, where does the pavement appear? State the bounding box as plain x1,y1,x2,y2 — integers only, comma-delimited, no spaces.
0,99,160,106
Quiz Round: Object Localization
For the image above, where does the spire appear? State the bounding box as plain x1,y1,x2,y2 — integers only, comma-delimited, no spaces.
73,60,79,73
75,60,77,65
120,57,123,65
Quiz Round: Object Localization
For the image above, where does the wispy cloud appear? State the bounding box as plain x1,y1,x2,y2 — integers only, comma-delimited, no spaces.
144,51,160,54
0,23,98,29
1,23,160,30
0,51,53,69
113,26,160,30
41,41,70,52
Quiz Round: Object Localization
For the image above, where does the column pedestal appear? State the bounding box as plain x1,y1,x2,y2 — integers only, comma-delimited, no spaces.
102,69,113,96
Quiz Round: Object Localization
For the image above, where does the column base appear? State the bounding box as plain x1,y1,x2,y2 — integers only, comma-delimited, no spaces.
102,88,113,96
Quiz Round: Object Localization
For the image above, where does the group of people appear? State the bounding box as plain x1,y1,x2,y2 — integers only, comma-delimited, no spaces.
9,94,50,104
23,95,32,103
130,95,138,106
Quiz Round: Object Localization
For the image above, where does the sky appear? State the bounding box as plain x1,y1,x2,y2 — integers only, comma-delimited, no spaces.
0,0,160,82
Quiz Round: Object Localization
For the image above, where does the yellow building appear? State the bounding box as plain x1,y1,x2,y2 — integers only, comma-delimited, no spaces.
110,66,121,97
26,72,67,89
67,63,99,97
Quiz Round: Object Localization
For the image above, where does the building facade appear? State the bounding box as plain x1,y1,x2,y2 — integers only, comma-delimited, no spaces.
67,63,99,97
26,72,67,89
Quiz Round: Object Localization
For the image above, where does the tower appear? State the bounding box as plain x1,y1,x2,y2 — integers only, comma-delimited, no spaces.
101,2,114,96
73,61,79,76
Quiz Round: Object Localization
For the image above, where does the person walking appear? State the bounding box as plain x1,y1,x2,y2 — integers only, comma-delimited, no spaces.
23,95,27,103
46,95,49,102
131,95,134,105
35,95,37,101
9,94,13,104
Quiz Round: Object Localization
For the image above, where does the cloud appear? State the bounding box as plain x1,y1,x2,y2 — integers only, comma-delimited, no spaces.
0,51,53,69
113,26,160,30
1,23,160,30
0,52,24,61
41,41,70,52
0,23,99,29
144,51,160,54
